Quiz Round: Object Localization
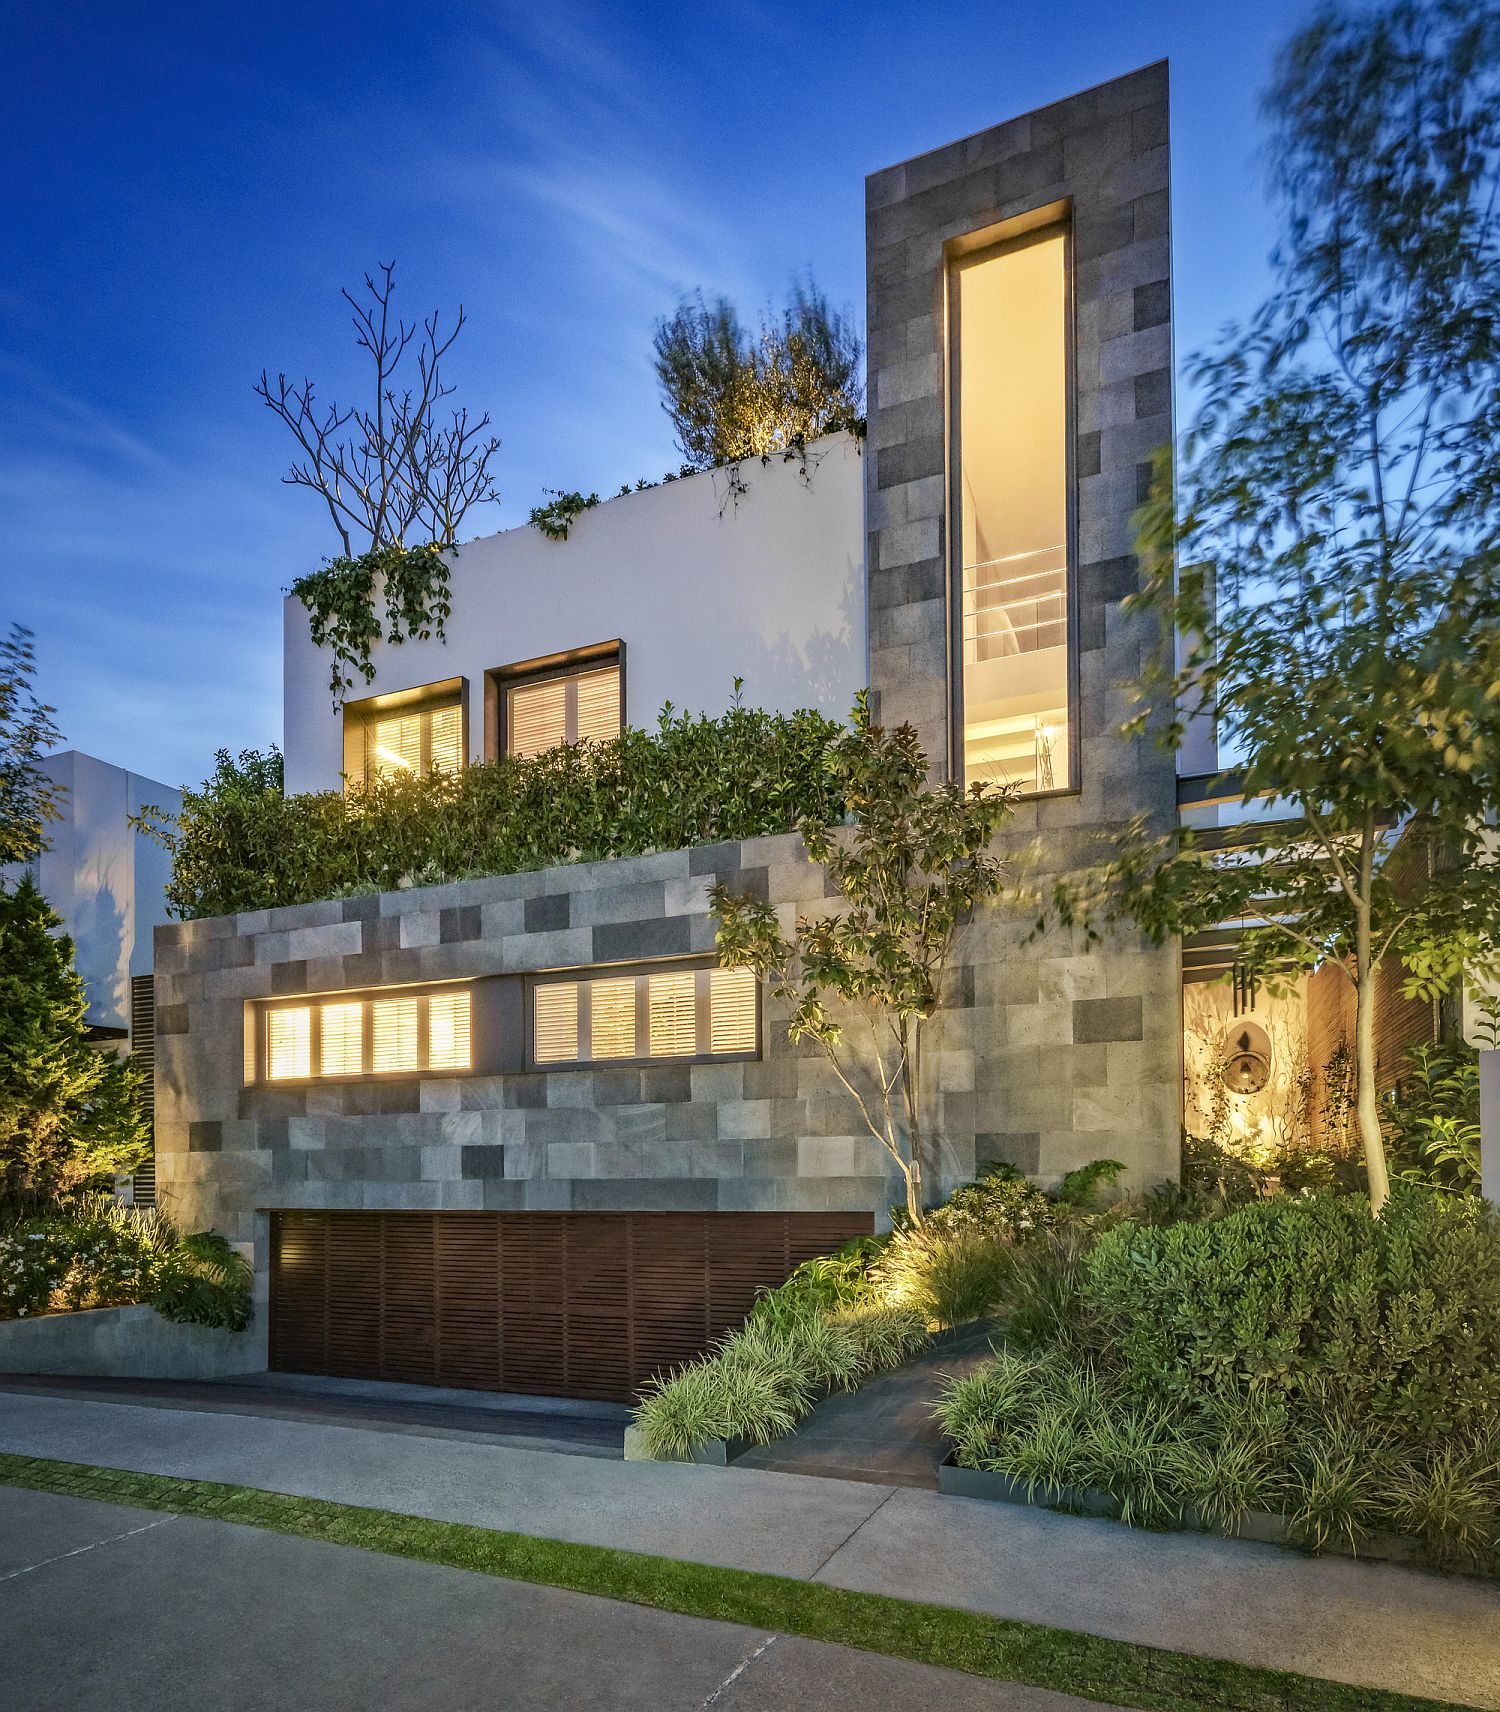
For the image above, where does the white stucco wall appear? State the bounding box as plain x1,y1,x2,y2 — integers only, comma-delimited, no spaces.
2,751,182,1034
282,432,868,795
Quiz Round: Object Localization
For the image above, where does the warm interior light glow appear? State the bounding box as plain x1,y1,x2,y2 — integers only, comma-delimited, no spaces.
709,966,757,1055
648,970,698,1057
533,981,580,1063
955,228,1071,793
589,977,637,1059
366,701,463,783
319,1002,364,1076
370,996,420,1073
267,1007,312,1080
427,990,471,1070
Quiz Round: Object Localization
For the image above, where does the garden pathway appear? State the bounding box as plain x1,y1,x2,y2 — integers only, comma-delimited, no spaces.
0,1387,1496,1708
735,1323,995,1487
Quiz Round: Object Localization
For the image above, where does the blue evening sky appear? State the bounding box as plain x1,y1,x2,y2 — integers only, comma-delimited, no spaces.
2,0,1308,789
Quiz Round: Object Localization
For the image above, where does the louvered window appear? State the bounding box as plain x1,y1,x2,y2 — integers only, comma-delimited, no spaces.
529,963,757,1069
258,988,471,1081
364,699,464,783
267,1007,312,1080
505,661,621,758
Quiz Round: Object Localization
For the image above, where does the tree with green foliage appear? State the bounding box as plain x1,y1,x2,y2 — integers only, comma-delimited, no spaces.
0,625,61,867
711,695,1013,1223
1062,1,1500,1214
0,876,149,1203
653,279,863,470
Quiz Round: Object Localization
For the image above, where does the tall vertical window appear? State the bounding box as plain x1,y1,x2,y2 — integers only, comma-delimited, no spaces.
952,227,1072,794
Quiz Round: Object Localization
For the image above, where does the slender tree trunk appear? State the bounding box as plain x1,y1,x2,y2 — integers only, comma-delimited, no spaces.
1353,901,1390,1215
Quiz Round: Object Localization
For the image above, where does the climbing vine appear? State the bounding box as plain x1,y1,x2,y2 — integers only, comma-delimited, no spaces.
528,490,601,541
290,542,454,706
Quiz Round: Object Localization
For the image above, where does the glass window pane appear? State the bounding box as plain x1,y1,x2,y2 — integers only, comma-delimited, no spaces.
427,991,471,1071
574,667,621,746
370,712,423,780
370,996,420,1073
955,229,1071,793
508,678,569,758
589,977,636,1059
428,704,464,775
648,970,698,1057
267,1007,311,1080
319,1002,364,1077
533,982,580,1063
709,966,757,1055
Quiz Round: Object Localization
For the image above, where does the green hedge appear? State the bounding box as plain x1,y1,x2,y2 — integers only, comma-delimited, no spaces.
146,703,847,920
942,1188,1500,1565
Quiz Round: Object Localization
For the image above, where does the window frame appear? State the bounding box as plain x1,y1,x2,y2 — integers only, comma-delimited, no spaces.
945,206,1081,800
249,981,477,1086
341,676,469,790
524,957,760,1073
487,641,625,761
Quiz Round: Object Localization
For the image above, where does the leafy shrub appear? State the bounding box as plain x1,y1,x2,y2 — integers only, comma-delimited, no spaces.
1086,1187,1500,1441
141,700,847,920
871,1226,1013,1330
747,1235,885,1330
0,1198,251,1331
151,1231,253,1331
941,1187,1500,1566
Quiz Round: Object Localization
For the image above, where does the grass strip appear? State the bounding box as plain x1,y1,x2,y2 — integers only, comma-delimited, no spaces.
0,1451,1469,1712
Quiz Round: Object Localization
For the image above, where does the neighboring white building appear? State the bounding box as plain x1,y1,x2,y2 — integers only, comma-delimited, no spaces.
4,749,181,1040
282,434,867,796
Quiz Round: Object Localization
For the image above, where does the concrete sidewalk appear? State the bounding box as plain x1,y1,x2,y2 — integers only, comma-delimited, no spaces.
0,1388,1495,1709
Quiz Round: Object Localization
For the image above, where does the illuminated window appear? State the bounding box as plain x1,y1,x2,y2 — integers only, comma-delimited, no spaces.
427,991,472,1071
267,1007,311,1080
349,691,465,784
319,1002,364,1077
370,997,420,1073
709,966,757,1055
258,988,471,1081
952,227,1072,794
529,964,758,1069
648,970,697,1057
505,660,621,758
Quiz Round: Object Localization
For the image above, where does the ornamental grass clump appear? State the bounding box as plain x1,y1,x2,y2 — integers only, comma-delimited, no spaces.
940,1187,1500,1567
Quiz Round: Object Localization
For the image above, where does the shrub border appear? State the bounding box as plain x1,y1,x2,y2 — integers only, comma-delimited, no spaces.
0,1452,1472,1712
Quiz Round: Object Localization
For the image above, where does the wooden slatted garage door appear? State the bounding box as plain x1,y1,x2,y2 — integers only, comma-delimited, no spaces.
269,1209,873,1402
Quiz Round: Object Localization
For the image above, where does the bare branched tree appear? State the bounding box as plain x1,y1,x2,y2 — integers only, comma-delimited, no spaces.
256,262,500,555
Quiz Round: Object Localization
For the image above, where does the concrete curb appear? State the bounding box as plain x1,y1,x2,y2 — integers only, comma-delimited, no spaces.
937,1453,1431,1568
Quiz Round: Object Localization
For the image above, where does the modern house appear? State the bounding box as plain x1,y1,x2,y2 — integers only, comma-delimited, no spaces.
3,749,180,1205
155,62,1198,1400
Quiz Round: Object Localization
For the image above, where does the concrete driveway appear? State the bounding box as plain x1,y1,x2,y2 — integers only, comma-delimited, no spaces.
0,1486,1111,1712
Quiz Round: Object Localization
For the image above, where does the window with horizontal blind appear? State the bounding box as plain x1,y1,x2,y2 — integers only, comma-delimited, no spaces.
365,700,463,782
529,963,758,1069
254,987,472,1082
502,657,622,758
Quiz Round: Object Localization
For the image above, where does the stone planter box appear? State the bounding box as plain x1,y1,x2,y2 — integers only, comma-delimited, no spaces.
937,1451,1425,1565
0,1303,265,1381
622,1424,750,1465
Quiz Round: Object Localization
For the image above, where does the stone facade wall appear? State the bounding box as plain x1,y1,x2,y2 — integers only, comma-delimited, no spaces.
155,836,902,1291
863,61,1182,1184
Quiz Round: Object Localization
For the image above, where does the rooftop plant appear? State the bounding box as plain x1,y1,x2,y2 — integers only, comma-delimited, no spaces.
654,277,864,470
138,697,847,920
